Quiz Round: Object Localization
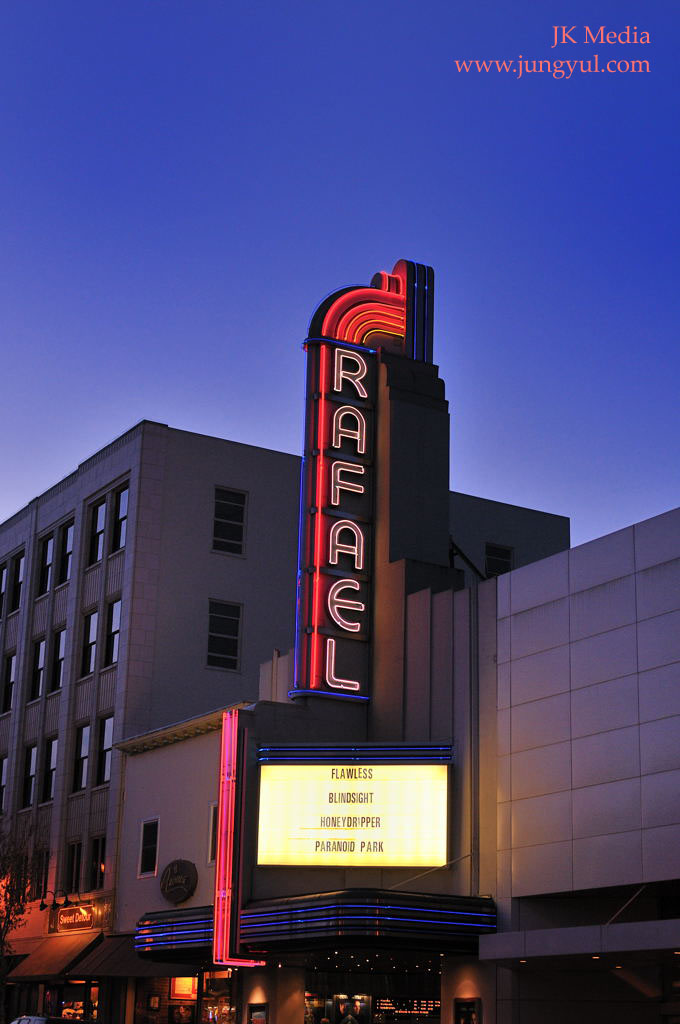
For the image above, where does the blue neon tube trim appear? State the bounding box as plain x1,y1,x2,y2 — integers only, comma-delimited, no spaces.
136,919,213,929
287,688,370,702
238,909,493,925
259,757,450,764
304,337,378,355
240,914,488,930
240,906,495,920
258,745,451,752
240,909,493,925
136,921,213,929
134,927,213,940
135,938,211,949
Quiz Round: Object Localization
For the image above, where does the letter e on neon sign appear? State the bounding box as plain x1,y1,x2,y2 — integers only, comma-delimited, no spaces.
327,578,365,633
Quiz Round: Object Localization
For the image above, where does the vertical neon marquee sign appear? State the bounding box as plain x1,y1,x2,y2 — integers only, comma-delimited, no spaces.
290,259,434,701
213,709,265,966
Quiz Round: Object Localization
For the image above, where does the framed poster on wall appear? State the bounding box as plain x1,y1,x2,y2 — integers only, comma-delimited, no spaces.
248,1005,267,1024
454,999,481,1024
170,979,198,1001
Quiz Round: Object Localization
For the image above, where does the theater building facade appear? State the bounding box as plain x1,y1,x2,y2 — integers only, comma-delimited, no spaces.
4,259,678,1024
116,262,680,1024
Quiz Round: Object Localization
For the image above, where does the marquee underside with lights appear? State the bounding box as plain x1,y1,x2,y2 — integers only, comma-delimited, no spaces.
239,890,496,955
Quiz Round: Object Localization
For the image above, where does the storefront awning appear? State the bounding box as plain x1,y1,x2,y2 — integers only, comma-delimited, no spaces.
8,932,103,982
70,934,198,978
7,936,45,958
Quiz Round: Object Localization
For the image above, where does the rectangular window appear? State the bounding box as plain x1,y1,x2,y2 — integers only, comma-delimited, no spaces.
139,819,159,876
9,552,24,612
213,488,246,555
0,756,7,814
81,611,98,677
88,835,106,891
73,724,90,792
42,737,58,802
65,840,82,894
208,803,218,864
2,654,16,714
30,848,50,901
111,486,129,552
30,639,46,701
484,543,514,578
0,563,7,617
207,600,241,671
57,520,74,584
22,745,37,807
104,600,121,666
37,535,54,596
96,716,113,785
50,629,66,692
87,500,106,565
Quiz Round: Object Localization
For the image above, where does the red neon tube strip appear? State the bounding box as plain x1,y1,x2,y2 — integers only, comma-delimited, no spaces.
213,709,264,966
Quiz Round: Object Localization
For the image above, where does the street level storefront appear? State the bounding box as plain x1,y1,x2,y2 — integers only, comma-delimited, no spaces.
6,898,111,1021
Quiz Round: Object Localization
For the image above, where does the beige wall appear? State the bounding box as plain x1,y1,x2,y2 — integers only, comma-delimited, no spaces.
493,506,680,906
116,729,220,933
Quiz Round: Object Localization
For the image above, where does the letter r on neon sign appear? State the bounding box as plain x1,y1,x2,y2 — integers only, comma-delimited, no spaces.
333,350,368,399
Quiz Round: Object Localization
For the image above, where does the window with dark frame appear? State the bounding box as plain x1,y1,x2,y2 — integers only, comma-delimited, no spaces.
96,716,113,785
9,552,24,612
104,600,121,666
484,543,514,578
2,654,16,714
42,737,58,802
87,500,106,565
139,819,159,876
30,847,50,901
65,840,82,894
29,639,46,701
207,600,241,671
0,563,6,617
50,629,66,692
37,535,54,596
73,724,90,792
88,835,106,890
22,745,37,807
213,488,246,555
209,803,218,863
0,756,7,814
57,520,74,584
81,611,98,677
111,486,129,552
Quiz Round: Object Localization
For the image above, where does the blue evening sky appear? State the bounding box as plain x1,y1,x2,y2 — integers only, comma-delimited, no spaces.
1,0,677,545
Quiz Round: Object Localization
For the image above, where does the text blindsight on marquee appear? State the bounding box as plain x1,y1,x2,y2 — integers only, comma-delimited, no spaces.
292,259,435,701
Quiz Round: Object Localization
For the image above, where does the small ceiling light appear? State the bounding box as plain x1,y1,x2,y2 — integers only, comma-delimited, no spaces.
519,960,526,964
592,956,600,960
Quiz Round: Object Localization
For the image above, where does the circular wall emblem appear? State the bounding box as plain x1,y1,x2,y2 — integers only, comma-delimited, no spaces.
160,859,198,904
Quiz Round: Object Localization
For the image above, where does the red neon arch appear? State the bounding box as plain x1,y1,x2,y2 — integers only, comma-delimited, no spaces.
321,266,407,350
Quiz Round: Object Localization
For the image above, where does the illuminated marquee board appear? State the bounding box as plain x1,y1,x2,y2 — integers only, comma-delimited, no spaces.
291,260,434,700
257,763,448,867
